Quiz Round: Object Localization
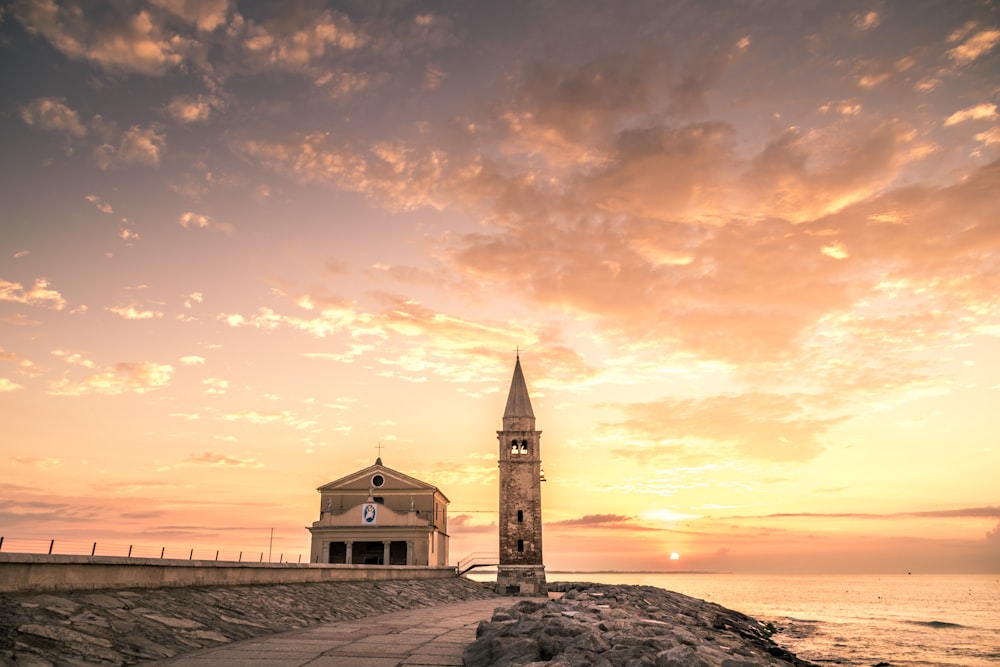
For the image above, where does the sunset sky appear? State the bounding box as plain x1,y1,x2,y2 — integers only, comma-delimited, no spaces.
1,1,998,573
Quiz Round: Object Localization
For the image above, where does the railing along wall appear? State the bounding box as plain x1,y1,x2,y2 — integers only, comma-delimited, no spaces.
0,536,303,564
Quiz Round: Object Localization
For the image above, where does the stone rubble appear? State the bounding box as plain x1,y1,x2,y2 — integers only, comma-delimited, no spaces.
0,576,497,666
464,582,820,667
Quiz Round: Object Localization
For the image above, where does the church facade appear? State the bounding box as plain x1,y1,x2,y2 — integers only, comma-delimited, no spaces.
307,459,449,566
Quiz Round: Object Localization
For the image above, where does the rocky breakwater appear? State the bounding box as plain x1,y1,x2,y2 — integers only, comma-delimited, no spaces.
0,576,496,666
464,582,818,667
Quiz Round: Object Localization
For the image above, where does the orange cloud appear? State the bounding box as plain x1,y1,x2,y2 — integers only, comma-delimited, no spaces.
20,97,87,137
13,4,188,75
180,452,263,468
47,361,174,396
602,392,844,462
0,277,67,310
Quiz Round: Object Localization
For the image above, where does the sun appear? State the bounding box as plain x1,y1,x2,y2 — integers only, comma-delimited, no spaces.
669,552,680,560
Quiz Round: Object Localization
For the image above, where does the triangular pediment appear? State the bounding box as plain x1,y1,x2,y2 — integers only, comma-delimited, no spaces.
317,461,443,497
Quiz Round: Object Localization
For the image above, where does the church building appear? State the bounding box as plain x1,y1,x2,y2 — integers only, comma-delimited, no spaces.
307,458,449,566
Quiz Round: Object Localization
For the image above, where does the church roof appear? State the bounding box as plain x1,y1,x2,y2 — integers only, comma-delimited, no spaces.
317,459,449,502
504,355,535,419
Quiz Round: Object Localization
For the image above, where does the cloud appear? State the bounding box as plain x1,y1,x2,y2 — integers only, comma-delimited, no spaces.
12,1,190,75
947,27,1000,65
0,277,67,310
976,127,1000,146
551,514,651,530
166,94,224,123
20,97,87,136
47,361,174,396
219,410,316,430
95,125,166,169
178,211,234,233
234,133,446,211
108,305,164,320
233,8,364,72
721,507,1000,521
202,377,228,396
84,194,114,214
12,456,60,469
179,452,263,468
180,355,205,365
448,514,496,533
853,11,880,31
0,378,23,392
602,393,844,462
944,103,998,126
179,212,210,228
150,0,230,32
316,71,374,98
52,349,97,368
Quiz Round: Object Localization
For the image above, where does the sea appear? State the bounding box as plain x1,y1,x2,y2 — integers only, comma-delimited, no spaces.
474,572,1000,666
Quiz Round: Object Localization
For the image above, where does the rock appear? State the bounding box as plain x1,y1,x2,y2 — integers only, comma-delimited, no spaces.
656,644,703,667
467,583,820,667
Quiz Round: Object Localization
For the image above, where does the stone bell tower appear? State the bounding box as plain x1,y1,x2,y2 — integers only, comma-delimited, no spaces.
496,355,547,595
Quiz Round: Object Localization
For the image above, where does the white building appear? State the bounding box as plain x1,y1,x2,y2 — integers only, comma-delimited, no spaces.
307,458,450,566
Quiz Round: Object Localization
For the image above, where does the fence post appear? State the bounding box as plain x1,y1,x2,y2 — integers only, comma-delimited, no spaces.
298,554,301,563
238,551,242,562
1,536,5,552
128,545,133,557
91,542,96,556
161,547,165,559
215,550,219,561
189,549,193,560
259,553,263,562
48,539,54,554
279,553,283,563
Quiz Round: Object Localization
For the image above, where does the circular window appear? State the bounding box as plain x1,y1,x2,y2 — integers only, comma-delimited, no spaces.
371,474,385,488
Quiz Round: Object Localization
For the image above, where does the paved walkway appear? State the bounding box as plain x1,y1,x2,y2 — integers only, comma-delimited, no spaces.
148,597,514,666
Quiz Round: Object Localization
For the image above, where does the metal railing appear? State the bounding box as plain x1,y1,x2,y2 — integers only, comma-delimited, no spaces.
0,536,304,564
456,551,499,575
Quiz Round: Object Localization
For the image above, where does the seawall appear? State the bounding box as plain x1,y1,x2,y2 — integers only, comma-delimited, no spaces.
0,575,498,665
0,553,455,593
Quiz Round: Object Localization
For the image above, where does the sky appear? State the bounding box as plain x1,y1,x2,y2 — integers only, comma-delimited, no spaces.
1,1,998,574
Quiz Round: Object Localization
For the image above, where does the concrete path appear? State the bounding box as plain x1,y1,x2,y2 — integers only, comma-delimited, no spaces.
147,597,514,666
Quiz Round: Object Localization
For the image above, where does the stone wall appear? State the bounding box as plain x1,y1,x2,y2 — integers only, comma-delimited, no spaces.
0,553,455,594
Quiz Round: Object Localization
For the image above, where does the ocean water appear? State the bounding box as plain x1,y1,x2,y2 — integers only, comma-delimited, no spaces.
534,573,999,666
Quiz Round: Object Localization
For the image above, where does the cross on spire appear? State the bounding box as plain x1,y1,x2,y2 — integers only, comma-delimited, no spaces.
375,441,384,464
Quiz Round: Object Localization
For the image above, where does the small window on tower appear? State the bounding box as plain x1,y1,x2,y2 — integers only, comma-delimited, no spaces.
520,440,528,453
517,510,524,523
511,440,519,454
517,539,525,552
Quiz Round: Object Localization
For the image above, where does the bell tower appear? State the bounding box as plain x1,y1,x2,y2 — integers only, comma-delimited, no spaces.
496,355,547,595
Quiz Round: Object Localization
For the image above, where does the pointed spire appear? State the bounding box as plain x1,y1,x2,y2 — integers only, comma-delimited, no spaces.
504,355,535,421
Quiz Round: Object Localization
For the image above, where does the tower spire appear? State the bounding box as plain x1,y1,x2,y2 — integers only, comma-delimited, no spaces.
503,355,535,428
